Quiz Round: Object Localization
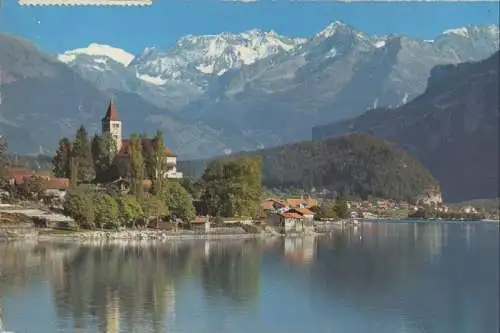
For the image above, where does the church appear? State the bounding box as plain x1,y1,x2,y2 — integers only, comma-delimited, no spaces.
101,99,183,179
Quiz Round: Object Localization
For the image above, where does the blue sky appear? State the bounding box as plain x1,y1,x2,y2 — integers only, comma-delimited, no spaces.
0,1,498,54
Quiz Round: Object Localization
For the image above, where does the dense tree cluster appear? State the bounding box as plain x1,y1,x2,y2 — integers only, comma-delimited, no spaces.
198,156,263,218
310,195,351,220
51,126,196,229
408,208,486,221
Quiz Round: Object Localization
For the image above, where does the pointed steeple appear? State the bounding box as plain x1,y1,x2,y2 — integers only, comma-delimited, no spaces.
102,97,119,122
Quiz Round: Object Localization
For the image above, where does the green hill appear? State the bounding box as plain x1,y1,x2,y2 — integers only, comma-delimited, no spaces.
180,133,439,201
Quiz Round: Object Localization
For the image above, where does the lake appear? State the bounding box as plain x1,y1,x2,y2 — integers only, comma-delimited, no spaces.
0,221,498,333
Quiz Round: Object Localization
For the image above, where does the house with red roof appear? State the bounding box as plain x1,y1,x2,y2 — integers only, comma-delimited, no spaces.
102,99,183,179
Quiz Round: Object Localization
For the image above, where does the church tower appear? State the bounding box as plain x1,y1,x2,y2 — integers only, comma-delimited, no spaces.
102,98,122,153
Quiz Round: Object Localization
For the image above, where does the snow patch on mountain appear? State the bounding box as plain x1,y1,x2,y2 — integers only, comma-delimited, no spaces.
131,29,305,83
443,27,469,38
315,21,347,39
58,43,135,66
136,73,167,86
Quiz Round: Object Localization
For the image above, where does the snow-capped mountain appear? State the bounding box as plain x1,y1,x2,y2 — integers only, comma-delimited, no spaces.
58,43,135,67
49,21,500,157
59,29,306,110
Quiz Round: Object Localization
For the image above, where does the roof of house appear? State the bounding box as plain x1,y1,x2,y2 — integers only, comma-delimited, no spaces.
102,99,119,122
285,197,318,208
45,178,70,190
290,207,314,216
280,212,303,219
260,200,275,210
10,169,35,184
118,138,176,157
192,216,210,224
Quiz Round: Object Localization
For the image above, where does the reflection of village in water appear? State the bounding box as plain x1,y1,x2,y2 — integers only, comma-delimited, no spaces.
0,223,483,332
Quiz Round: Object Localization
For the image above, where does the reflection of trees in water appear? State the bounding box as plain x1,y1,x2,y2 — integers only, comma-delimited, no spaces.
201,240,260,305
0,242,77,294
52,242,194,333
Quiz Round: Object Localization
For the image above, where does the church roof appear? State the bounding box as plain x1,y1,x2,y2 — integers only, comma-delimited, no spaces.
102,99,119,122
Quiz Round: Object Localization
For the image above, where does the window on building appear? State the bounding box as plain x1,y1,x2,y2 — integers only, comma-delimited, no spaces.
113,123,120,129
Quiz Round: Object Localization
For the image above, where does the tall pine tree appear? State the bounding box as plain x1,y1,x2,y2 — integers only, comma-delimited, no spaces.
52,137,72,178
0,135,10,186
72,126,94,182
140,133,155,179
91,133,116,182
129,134,144,199
152,129,167,195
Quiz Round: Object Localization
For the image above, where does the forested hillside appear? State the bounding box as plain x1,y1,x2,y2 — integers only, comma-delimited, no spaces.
180,133,439,201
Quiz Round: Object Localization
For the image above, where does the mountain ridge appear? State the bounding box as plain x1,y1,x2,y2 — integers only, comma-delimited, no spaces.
312,51,500,202
0,22,498,159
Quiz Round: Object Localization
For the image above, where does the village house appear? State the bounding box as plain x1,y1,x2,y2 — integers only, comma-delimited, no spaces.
8,169,70,199
260,196,318,216
101,99,183,179
267,206,315,234
260,198,288,214
8,168,35,186
190,216,211,232
43,178,71,199
461,205,478,214
284,196,318,209
286,207,315,225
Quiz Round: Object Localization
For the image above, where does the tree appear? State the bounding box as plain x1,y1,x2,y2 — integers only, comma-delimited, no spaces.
223,156,262,217
151,129,167,195
72,126,94,182
162,181,195,222
199,157,263,218
52,137,72,178
63,186,95,228
335,195,350,219
91,134,116,182
180,177,202,200
0,135,10,188
141,194,168,229
310,204,337,220
23,175,46,200
93,192,119,229
117,195,143,228
199,160,226,216
129,134,145,200
141,133,155,180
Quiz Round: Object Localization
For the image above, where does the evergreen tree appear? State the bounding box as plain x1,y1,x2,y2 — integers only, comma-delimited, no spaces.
72,126,94,182
0,135,10,187
335,194,350,219
129,134,145,200
91,133,116,182
199,159,226,216
52,137,72,178
152,129,167,195
140,133,155,179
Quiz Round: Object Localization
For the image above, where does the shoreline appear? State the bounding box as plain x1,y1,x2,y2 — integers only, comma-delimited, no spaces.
0,228,320,242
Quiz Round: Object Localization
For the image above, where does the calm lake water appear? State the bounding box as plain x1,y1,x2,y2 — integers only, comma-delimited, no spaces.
0,221,498,333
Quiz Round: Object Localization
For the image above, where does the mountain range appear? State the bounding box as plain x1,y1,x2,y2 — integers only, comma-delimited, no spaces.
313,51,499,202
0,21,499,159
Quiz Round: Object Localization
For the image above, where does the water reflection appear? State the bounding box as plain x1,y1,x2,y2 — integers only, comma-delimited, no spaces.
0,222,498,333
